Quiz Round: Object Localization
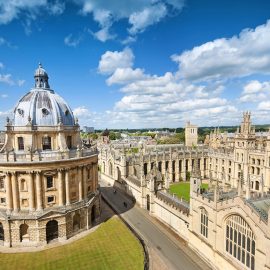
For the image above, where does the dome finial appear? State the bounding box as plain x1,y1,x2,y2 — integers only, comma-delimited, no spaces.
34,63,50,89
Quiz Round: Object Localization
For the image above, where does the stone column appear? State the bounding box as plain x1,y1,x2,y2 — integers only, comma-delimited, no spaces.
175,159,179,182
58,169,64,206
93,163,97,191
29,172,35,211
89,165,93,192
11,172,19,212
36,172,43,210
65,169,70,205
5,173,13,212
78,166,83,201
83,166,88,200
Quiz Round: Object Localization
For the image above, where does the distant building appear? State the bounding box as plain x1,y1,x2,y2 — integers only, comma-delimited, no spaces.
185,121,198,147
83,126,94,133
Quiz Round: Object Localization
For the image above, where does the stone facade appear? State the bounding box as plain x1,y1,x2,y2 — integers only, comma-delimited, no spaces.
185,121,198,147
99,113,270,270
0,64,100,248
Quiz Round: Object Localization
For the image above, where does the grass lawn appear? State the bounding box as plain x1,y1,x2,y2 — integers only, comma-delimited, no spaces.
0,217,144,270
169,182,208,202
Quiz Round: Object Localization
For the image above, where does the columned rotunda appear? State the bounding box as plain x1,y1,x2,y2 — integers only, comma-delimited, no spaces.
0,64,100,247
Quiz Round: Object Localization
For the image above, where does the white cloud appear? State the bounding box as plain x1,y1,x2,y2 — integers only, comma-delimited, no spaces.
17,79,25,87
106,67,146,85
258,101,270,111
76,0,185,41
172,20,270,82
1,94,8,98
92,26,115,42
96,47,239,128
64,34,82,47
48,0,65,15
0,74,15,86
98,48,134,75
128,3,167,34
0,0,65,25
73,106,92,117
240,80,270,103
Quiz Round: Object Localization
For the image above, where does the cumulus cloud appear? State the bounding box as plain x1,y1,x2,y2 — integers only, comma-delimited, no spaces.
96,47,238,128
98,48,134,74
172,20,270,82
240,80,270,103
75,0,185,41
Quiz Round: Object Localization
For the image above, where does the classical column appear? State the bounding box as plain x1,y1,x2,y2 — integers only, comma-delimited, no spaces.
29,172,35,211
11,172,19,212
83,166,88,200
36,172,43,210
58,169,64,206
5,173,13,212
65,169,70,205
175,159,179,182
78,166,83,201
92,164,96,192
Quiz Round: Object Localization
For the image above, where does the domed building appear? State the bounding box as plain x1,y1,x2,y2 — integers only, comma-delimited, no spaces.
0,64,100,247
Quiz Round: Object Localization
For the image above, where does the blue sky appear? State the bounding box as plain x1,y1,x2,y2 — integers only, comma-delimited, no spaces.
1,0,270,129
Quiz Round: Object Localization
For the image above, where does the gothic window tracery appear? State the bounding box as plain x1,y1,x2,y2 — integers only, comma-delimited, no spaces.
200,208,208,238
225,215,255,270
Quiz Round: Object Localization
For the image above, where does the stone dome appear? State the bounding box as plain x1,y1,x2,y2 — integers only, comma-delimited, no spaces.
13,64,75,127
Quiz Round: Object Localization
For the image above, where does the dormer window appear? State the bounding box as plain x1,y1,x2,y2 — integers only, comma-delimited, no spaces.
17,108,24,117
42,108,50,116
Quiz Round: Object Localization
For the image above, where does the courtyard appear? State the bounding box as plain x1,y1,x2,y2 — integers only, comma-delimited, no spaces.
0,217,144,270
169,182,208,202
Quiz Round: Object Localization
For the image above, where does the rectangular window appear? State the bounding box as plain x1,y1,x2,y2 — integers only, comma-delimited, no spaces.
47,196,55,203
0,178,4,190
46,176,54,189
42,136,52,150
0,198,5,204
22,199,28,207
67,136,72,149
18,137,24,150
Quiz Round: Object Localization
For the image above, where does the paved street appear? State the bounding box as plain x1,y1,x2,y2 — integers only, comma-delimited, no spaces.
99,179,212,270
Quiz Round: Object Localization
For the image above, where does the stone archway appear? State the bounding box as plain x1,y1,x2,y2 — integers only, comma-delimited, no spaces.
73,213,81,232
0,223,4,241
20,224,29,242
46,220,58,243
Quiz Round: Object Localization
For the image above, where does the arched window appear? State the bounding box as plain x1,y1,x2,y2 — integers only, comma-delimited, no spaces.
200,208,208,238
255,181,259,190
225,215,255,270
144,163,147,176
109,162,113,176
